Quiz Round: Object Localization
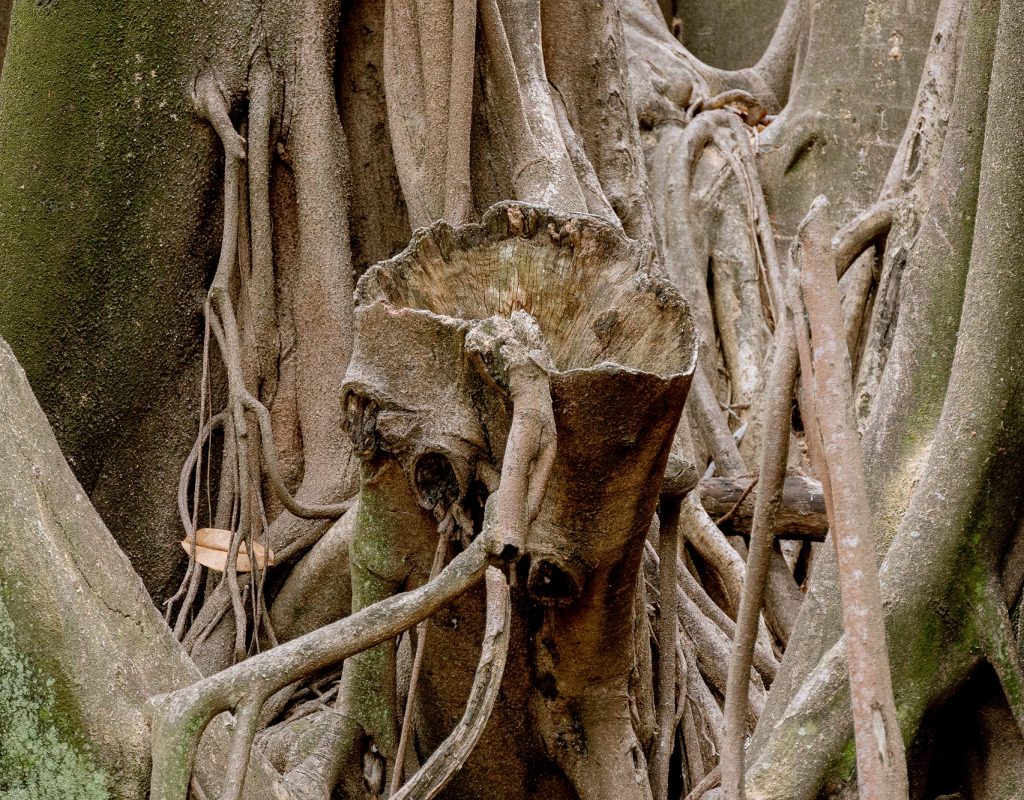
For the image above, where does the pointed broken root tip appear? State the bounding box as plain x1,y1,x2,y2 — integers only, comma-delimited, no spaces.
229,134,247,161
798,195,832,232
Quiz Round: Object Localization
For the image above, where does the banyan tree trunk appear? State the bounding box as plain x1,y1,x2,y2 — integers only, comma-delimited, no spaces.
330,202,698,800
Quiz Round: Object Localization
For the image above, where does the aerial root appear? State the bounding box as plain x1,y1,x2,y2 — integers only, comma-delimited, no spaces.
389,524,451,796
466,313,557,559
650,495,682,800
171,67,354,657
832,199,899,280
680,494,746,617
684,766,722,800
794,197,909,798
690,366,747,480
391,567,511,800
644,527,775,793
721,290,799,800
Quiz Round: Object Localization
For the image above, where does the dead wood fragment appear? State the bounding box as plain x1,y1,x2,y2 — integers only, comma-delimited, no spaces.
714,477,759,528
333,203,698,800
699,476,827,540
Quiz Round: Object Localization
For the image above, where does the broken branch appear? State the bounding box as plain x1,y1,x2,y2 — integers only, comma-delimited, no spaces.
698,476,827,540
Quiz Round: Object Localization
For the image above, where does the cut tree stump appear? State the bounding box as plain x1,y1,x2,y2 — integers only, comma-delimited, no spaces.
334,201,700,800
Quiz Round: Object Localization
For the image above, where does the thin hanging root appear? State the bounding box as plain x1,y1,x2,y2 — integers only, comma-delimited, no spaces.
180,68,353,655
391,568,511,800
193,89,253,661
685,109,784,333
148,537,491,800
650,495,682,800
721,298,799,800
205,317,253,663
167,411,227,626
389,527,450,796
244,393,352,518
176,412,228,534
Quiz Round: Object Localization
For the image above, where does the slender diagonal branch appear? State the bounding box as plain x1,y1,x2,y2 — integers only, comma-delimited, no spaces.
722,296,799,800
795,197,908,800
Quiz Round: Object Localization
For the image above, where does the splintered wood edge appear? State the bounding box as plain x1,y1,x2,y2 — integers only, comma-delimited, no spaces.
356,202,656,307
354,201,697,379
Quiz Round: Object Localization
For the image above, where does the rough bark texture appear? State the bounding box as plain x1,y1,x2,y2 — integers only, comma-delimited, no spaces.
678,0,787,69
1,0,1023,798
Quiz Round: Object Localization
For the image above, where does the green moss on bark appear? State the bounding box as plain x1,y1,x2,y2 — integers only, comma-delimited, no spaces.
0,596,109,800
0,0,259,599
0,0,213,485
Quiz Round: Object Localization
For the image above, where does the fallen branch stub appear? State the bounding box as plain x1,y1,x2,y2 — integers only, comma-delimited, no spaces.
341,202,699,799
698,475,827,540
